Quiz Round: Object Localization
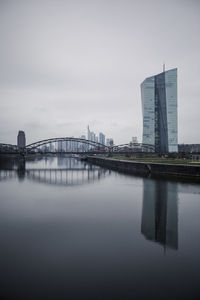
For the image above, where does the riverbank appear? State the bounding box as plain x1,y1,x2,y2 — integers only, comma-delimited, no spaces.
86,156,200,181
109,156,200,165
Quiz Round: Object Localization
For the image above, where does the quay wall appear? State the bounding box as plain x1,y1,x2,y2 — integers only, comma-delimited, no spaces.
87,156,200,179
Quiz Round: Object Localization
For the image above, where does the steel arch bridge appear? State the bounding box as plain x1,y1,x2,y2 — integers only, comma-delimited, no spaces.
0,138,155,153
25,137,110,152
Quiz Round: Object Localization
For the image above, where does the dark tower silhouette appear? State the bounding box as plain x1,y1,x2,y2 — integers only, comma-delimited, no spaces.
17,131,26,149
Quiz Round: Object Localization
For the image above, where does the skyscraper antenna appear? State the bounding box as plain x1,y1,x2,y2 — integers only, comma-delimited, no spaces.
163,62,165,72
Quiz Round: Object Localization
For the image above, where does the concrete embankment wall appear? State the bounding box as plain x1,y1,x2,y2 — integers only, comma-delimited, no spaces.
87,156,200,179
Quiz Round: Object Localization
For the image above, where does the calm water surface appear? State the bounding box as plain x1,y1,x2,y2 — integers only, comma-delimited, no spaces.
0,156,200,300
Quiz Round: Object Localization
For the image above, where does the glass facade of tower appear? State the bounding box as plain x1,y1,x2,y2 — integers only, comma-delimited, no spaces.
141,68,178,153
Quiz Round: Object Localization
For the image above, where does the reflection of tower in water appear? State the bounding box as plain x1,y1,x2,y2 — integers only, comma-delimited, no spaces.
17,158,26,181
141,179,178,250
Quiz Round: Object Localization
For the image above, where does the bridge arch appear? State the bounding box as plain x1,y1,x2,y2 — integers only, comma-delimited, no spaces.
25,137,110,152
0,139,155,153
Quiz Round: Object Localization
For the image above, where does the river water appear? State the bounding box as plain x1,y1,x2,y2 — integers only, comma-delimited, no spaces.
0,156,200,300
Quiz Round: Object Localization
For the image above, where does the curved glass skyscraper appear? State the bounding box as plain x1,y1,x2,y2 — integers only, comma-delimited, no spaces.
141,68,178,153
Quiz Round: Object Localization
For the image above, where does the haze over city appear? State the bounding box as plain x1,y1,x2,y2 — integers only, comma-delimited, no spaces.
0,0,199,145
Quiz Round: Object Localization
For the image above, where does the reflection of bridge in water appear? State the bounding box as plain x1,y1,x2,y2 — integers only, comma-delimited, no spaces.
26,167,108,186
0,166,109,187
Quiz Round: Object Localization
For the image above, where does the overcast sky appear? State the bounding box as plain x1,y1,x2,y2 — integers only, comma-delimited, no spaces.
0,0,199,145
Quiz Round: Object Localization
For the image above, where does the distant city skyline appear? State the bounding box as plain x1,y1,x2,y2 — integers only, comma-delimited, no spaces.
0,0,200,145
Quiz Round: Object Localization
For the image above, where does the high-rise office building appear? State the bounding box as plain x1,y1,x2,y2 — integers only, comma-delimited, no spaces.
99,132,105,145
106,138,114,146
91,132,95,142
87,126,106,146
17,131,26,148
141,68,178,153
87,125,90,141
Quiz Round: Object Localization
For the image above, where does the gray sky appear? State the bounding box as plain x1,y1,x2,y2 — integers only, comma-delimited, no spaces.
0,0,199,145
